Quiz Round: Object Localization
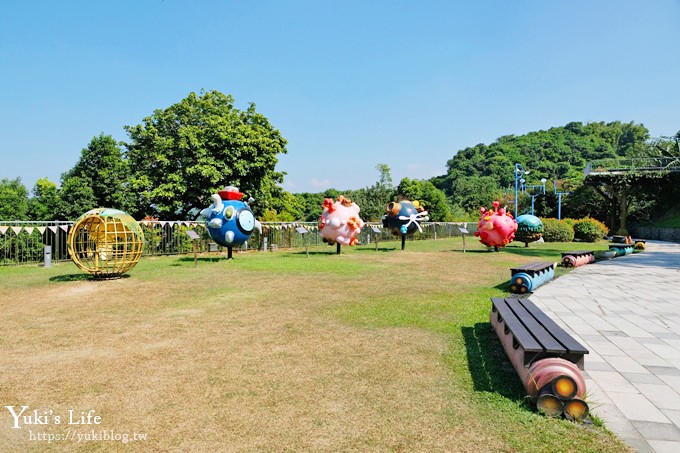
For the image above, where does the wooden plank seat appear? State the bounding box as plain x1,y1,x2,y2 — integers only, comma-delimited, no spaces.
490,297,588,369
561,250,595,267
509,261,556,294
490,297,590,418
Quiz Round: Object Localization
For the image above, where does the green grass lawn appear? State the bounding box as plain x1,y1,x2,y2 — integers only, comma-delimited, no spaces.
0,238,628,451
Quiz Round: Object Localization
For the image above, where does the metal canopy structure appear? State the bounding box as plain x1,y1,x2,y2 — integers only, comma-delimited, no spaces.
584,157,680,177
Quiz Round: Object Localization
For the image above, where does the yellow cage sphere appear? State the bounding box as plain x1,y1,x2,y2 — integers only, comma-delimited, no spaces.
67,208,144,278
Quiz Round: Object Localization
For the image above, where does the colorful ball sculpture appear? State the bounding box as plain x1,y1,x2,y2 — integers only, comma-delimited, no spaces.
67,208,144,278
318,195,364,246
200,186,261,249
474,201,517,249
515,214,544,247
381,200,429,236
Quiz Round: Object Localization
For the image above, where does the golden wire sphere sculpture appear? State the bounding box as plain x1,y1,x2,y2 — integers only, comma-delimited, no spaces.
67,208,144,279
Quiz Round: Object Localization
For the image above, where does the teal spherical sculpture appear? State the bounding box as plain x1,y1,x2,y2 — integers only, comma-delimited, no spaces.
515,214,544,247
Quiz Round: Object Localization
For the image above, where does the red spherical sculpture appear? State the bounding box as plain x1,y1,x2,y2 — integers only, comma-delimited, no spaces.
474,201,517,249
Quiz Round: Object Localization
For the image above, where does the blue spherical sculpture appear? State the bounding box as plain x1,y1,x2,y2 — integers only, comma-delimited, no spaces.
382,200,429,236
200,187,261,248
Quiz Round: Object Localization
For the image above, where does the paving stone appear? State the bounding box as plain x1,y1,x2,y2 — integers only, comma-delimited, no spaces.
658,376,680,394
633,383,680,411
621,372,663,385
588,370,638,393
645,366,680,376
662,409,680,429
639,338,671,345
644,343,680,360
591,402,642,439
586,340,627,357
631,421,680,441
647,439,680,453
622,437,655,452
586,361,615,372
608,391,670,423
603,355,650,374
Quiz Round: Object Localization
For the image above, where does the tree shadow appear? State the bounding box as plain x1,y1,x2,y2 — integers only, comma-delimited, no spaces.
502,247,568,258
461,323,526,401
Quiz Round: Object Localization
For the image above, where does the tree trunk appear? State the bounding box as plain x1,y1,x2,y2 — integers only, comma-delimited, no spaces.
616,190,628,235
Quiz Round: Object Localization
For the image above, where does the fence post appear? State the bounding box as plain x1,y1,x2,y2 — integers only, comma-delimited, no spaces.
44,245,52,268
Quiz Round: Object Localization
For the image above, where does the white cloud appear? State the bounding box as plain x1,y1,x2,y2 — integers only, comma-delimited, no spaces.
310,178,332,188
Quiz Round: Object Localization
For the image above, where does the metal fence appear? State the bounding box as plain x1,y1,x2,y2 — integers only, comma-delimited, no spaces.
0,220,476,266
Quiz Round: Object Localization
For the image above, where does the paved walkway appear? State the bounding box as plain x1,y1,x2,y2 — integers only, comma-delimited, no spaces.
532,240,680,453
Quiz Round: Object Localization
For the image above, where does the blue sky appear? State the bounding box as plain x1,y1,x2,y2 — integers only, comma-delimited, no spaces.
1,1,678,194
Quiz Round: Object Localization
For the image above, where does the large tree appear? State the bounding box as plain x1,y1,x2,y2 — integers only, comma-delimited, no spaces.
27,177,60,221
124,90,288,219
0,178,29,220
396,177,451,221
60,133,132,214
348,164,396,221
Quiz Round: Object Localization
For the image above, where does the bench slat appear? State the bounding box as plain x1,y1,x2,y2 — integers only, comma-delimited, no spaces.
505,298,567,354
491,298,543,352
561,250,593,257
510,261,554,276
518,298,589,355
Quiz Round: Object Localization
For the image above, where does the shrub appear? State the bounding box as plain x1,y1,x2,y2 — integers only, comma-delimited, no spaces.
573,217,609,242
541,218,574,242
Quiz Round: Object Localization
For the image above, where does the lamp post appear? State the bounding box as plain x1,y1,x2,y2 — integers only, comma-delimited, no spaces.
554,179,570,220
514,163,529,216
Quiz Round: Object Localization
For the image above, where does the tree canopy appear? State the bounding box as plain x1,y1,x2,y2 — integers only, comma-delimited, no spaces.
125,90,288,219
0,178,29,220
433,121,654,222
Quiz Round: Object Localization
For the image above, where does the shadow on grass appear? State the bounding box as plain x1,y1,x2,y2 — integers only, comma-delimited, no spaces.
177,256,224,263
351,247,398,253
49,274,130,282
461,323,525,401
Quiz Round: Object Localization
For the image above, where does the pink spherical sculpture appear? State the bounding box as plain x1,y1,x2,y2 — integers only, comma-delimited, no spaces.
474,201,517,249
318,195,365,246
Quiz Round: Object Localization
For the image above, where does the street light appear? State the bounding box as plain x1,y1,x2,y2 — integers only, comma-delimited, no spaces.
514,163,529,216
554,179,570,220
541,178,547,194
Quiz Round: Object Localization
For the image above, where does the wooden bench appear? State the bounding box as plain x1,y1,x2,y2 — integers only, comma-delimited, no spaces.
561,250,594,267
509,261,556,294
608,243,634,256
490,297,588,369
490,297,590,419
